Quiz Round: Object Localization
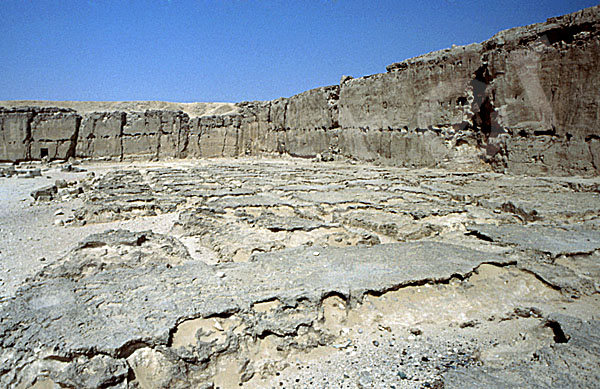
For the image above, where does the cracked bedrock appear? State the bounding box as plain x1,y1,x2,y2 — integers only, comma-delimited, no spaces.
1,5,600,389
1,158,599,389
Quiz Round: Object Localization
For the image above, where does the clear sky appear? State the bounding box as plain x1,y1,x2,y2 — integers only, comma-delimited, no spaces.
0,0,597,103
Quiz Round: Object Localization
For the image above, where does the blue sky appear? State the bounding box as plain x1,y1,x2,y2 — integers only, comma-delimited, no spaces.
0,0,597,102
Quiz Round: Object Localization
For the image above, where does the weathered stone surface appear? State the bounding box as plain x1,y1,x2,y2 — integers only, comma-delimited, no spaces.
76,111,125,159
185,113,241,158
335,209,439,241
467,224,600,257
1,159,600,387
0,108,33,161
33,229,197,281
485,11,600,143
0,241,510,388
1,6,598,174
29,108,80,160
443,314,600,388
74,169,183,222
0,107,81,161
344,44,482,132
30,184,57,201
520,257,600,297
127,347,189,389
284,85,339,131
2,6,600,387
254,211,335,232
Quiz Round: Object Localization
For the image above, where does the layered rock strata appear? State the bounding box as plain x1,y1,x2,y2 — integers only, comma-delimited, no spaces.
1,6,599,174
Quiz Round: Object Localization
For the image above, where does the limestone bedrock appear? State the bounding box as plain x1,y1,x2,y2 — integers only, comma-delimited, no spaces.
1,157,599,388
1,6,600,175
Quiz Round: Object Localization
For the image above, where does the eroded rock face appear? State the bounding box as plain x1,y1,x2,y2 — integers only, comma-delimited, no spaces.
0,107,80,162
1,6,599,175
76,111,125,159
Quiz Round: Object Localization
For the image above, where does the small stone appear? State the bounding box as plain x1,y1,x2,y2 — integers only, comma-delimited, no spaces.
397,371,408,379
332,339,352,349
459,320,477,328
55,179,68,189
358,370,372,387
372,340,379,347
216,271,226,278
54,209,64,216
378,324,391,332
313,251,320,256
31,185,57,201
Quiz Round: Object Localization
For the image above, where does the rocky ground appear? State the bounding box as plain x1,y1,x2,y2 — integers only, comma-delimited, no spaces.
0,157,599,388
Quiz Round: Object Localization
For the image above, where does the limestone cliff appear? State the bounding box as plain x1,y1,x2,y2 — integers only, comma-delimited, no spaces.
1,5,599,175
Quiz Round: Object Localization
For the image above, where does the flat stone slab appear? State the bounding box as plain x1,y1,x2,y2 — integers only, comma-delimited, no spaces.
467,224,600,257
0,240,510,387
255,212,336,232
205,194,298,209
479,192,600,220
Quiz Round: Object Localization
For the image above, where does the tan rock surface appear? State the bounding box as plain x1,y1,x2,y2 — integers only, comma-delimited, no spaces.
2,6,599,175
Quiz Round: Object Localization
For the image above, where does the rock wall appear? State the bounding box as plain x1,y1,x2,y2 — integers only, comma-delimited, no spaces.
1,5,599,175
0,107,81,161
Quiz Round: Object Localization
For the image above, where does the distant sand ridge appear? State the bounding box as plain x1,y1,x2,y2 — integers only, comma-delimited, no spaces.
0,100,238,117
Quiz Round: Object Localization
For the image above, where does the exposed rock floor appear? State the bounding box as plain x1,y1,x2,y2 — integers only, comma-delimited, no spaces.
1,157,599,388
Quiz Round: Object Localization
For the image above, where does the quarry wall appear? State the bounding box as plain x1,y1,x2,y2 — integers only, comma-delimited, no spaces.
1,6,599,175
